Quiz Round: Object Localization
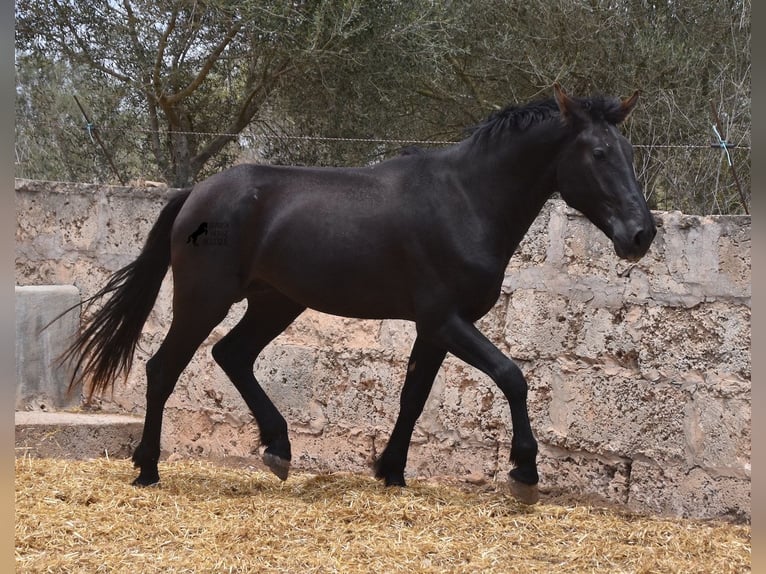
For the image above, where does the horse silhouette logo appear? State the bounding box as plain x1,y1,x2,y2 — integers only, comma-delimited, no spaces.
187,222,208,246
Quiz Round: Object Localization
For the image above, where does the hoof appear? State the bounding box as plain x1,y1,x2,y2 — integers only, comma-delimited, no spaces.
132,476,160,488
263,452,290,481
372,460,406,487
381,474,406,487
508,476,540,505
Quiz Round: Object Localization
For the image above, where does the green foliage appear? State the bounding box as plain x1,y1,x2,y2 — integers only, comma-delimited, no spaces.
15,0,750,213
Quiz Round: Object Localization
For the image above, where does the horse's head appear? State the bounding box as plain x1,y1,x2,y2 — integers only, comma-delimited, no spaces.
553,83,656,262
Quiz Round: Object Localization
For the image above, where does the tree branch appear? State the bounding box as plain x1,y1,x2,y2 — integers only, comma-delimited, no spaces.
190,59,294,176
47,0,133,84
163,18,243,105
146,97,168,180
153,6,179,93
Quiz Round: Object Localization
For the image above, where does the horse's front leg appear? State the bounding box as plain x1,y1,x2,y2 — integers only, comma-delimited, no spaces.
374,336,446,486
431,315,539,504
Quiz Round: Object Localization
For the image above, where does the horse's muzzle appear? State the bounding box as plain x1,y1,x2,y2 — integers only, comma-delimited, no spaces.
613,219,657,262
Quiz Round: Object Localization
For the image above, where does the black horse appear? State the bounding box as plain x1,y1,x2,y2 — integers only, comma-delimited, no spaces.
64,84,655,504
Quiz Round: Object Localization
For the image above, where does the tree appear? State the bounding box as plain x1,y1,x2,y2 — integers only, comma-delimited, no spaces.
16,0,750,214
252,2,461,167
404,0,751,214
16,0,446,186
258,0,750,214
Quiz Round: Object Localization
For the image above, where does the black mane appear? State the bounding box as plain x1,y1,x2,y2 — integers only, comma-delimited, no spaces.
468,94,625,141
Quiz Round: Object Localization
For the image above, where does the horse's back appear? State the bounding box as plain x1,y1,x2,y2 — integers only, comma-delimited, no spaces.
169,161,429,317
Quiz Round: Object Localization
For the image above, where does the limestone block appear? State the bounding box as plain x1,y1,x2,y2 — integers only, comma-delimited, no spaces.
475,293,511,348
558,208,622,282
99,187,170,259
431,360,512,445
291,428,377,474
281,311,382,350
507,201,552,270
683,374,751,476
628,460,750,521
629,302,750,380
504,289,581,360
15,285,82,410
644,212,751,305
405,439,501,481
15,182,100,256
312,349,407,432
537,445,632,505
15,411,143,460
715,217,751,296
160,408,261,460
532,359,689,464
256,344,319,425
377,319,417,354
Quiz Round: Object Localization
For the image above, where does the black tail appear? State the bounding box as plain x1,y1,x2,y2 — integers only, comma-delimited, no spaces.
62,188,193,397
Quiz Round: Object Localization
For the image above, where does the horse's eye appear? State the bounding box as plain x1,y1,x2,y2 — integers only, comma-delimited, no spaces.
593,147,606,159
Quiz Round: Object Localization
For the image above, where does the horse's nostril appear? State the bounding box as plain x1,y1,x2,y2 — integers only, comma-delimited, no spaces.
633,226,656,249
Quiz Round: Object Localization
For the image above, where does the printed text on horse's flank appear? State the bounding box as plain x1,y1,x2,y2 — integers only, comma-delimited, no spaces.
187,222,228,247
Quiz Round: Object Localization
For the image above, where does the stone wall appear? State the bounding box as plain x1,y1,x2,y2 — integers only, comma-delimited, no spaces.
15,179,751,520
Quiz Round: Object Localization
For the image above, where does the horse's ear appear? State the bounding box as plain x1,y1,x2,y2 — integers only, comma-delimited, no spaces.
616,89,640,123
553,82,586,126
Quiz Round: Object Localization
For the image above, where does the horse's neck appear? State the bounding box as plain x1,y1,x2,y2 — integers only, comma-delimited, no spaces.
450,125,564,251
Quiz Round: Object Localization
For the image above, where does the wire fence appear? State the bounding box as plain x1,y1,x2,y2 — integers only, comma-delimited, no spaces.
41,122,747,149
14,121,751,216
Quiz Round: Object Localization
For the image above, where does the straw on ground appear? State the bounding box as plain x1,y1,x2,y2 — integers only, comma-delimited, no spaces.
16,458,750,573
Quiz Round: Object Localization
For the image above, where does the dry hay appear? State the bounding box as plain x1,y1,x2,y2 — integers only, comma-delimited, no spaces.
16,457,750,573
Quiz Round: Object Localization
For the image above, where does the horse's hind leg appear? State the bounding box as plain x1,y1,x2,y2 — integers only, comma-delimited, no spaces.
374,336,446,486
211,291,305,480
132,291,232,486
